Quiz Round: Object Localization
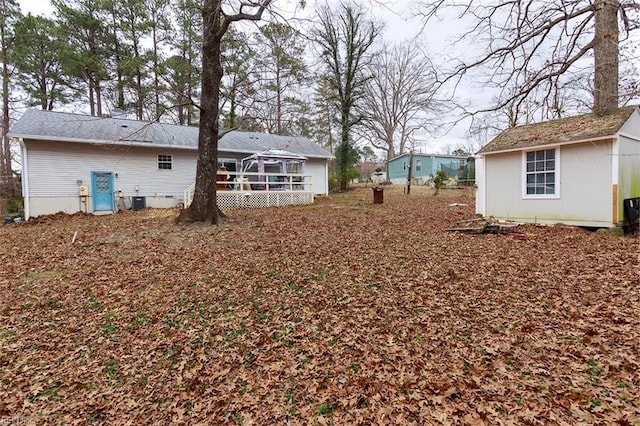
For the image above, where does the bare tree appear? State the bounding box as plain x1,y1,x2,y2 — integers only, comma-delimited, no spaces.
416,0,639,118
177,0,276,225
357,42,443,181
313,1,380,191
619,36,640,102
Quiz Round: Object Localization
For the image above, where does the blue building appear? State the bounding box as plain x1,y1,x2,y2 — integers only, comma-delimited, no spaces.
387,153,473,185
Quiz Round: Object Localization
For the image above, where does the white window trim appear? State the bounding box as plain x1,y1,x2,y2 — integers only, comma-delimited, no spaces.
522,147,560,199
218,158,238,171
158,154,172,170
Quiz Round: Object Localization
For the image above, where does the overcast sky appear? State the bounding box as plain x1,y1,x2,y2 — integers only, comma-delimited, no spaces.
16,0,472,153
13,1,640,155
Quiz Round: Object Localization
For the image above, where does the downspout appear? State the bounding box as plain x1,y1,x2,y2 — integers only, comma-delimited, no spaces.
475,154,485,216
617,132,640,143
324,160,328,195
19,139,30,220
300,160,307,193
611,136,620,225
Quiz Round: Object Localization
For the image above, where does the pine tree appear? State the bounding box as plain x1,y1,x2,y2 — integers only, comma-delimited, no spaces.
0,0,20,197
12,14,68,110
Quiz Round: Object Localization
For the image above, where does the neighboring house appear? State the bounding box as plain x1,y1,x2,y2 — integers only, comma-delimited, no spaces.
475,105,640,228
387,153,471,185
9,109,333,220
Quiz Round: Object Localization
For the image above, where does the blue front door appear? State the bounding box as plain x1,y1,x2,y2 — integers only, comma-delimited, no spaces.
92,171,114,212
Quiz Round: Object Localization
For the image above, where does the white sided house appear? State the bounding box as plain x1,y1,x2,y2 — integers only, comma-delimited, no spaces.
475,105,640,228
10,109,334,220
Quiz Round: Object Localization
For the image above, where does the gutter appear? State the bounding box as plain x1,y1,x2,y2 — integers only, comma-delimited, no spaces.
9,133,335,160
617,131,640,143
8,133,197,151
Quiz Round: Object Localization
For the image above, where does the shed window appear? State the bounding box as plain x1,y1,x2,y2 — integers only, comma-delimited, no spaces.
524,149,556,196
158,155,172,170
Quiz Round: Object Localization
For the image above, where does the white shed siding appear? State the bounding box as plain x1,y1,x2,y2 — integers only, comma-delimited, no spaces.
484,152,521,220
617,112,640,223
620,109,640,137
474,156,485,215
618,134,640,219
484,141,614,226
560,141,613,225
305,160,328,195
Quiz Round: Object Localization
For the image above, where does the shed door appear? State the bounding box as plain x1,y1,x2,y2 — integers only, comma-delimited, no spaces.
92,171,114,212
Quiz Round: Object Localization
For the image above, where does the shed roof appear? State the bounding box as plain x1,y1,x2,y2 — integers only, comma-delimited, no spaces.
478,105,639,154
8,109,334,159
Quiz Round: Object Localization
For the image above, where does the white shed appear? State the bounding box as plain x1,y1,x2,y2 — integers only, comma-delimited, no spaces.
9,110,334,220
475,105,640,228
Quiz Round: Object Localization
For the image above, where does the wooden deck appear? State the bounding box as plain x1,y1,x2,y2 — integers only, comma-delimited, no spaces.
183,171,314,210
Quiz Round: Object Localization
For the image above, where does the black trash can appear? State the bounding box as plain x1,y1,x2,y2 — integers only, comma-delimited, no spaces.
372,187,384,204
132,196,146,211
623,197,639,234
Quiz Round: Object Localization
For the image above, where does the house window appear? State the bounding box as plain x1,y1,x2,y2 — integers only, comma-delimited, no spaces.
525,149,556,196
415,159,422,172
158,154,172,170
286,162,303,174
217,159,237,174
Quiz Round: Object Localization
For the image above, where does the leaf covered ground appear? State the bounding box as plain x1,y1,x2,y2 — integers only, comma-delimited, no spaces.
1,186,639,425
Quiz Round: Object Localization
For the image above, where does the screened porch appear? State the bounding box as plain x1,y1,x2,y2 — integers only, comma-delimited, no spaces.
182,149,315,210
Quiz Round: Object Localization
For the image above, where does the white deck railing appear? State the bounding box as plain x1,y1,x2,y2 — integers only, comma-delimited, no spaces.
183,171,314,210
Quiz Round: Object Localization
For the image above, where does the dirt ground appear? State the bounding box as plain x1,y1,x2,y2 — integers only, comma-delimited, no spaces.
1,186,638,424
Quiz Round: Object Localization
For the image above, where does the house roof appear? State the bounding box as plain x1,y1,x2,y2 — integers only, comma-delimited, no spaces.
478,105,639,154
242,149,307,161
8,109,334,159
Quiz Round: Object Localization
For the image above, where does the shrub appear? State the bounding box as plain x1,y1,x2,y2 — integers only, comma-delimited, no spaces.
431,170,449,195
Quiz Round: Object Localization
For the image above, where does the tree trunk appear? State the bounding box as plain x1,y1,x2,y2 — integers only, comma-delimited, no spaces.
276,69,282,134
229,94,237,127
406,150,413,195
133,38,143,120
178,95,185,125
186,78,192,126
177,0,224,224
88,79,95,116
1,32,14,197
339,108,350,191
112,8,125,111
136,68,143,120
152,17,161,120
593,0,619,115
39,71,47,110
385,150,390,183
95,77,102,117
387,135,395,160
